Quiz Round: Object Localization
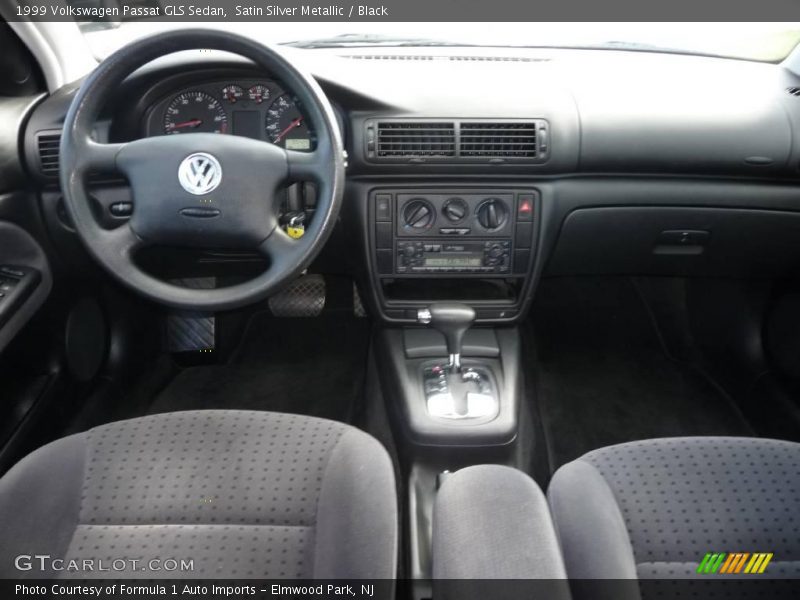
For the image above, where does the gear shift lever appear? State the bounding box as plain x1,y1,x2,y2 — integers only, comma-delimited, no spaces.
417,302,476,370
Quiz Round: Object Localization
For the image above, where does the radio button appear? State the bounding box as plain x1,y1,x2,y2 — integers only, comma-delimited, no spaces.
488,244,505,258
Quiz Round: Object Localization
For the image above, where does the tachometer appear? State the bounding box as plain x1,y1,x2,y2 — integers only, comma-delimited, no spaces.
164,91,228,135
265,94,312,150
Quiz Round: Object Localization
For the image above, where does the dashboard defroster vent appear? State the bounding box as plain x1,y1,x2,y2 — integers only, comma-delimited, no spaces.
375,122,456,158
36,131,61,178
460,122,537,158
345,54,550,63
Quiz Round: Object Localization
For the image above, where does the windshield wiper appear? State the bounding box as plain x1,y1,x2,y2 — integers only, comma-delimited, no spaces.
282,34,478,49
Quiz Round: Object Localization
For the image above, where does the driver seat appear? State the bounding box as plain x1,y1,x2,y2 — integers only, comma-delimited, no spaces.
0,410,397,578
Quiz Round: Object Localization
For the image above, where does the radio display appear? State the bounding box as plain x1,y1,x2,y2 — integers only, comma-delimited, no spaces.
425,257,482,267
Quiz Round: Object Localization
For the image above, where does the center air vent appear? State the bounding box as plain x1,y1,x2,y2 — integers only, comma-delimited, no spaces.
460,122,537,158
365,119,548,163
37,131,61,178
374,122,456,158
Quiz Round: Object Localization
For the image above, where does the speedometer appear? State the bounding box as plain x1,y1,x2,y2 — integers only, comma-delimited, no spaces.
265,94,312,150
164,91,228,135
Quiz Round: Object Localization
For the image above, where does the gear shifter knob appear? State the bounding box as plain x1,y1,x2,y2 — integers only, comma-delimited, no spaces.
418,302,476,370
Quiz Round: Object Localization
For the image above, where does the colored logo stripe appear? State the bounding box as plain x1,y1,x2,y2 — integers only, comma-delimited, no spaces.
697,553,727,574
698,552,773,575
734,553,750,573
719,553,737,573
747,553,773,574
727,553,748,574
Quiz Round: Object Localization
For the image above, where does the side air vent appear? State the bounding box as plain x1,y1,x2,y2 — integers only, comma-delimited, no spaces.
787,87,800,96
37,131,61,178
365,119,549,163
460,122,537,158
374,122,456,158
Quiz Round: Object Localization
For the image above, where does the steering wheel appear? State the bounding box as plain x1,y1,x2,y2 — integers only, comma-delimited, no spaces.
60,29,345,310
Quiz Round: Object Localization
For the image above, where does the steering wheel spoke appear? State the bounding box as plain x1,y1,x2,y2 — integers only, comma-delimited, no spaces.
101,221,146,257
258,226,297,260
77,141,127,173
285,149,329,184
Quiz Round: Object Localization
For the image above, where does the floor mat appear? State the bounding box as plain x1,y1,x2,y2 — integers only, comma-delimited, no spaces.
530,277,754,472
147,315,370,423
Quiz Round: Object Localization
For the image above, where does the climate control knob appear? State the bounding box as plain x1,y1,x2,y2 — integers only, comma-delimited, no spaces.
476,198,508,230
402,198,435,230
442,197,468,222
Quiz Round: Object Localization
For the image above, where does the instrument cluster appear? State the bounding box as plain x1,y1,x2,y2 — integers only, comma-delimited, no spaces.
145,79,314,150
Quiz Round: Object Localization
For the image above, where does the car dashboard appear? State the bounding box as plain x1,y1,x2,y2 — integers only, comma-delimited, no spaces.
17,45,800,325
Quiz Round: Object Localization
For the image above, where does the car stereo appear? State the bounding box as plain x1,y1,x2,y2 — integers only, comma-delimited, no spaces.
396,240,511,274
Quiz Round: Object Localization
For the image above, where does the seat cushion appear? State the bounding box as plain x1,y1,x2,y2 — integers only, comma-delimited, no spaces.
0,410,397,579
548,437,800,584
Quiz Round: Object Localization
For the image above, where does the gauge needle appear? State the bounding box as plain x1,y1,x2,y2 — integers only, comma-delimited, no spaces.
171,119,203,129
274,118,303,142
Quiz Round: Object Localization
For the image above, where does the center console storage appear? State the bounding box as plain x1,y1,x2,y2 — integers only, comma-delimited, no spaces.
433,465,568,585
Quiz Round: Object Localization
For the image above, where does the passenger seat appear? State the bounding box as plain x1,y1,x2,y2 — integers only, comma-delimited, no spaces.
548,437,800,589
433,437,799,600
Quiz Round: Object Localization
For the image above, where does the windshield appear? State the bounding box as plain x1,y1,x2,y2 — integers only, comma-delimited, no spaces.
78,21,800,63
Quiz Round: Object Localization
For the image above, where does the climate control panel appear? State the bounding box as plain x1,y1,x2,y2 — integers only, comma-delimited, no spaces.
396,193,514,238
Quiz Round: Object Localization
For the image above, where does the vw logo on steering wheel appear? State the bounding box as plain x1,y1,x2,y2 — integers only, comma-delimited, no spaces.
178,152,222,195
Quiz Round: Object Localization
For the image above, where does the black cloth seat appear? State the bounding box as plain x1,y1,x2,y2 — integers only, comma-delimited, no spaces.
548,436,800,594
0,410,397,579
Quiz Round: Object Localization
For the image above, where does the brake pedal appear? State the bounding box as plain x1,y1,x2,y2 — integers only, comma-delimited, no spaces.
268,274,326,317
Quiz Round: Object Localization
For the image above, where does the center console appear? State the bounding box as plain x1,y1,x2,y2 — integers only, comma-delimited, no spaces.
367,187,540,323
374,305,525,592
364,186,540,593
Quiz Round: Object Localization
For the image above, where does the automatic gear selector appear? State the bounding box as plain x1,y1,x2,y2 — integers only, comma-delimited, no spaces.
417,302,475,370
417,302,499,419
